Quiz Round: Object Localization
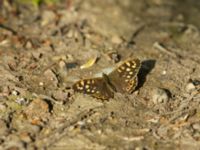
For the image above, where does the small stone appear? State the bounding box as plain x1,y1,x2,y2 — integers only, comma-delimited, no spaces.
59,60,67,70
152,88,170,104
44,69,58,85
0,103,7,111
192,123,200,131
52,90,70,102
24,40,33,49
135,147,144,150
0,86,11,96
66,62,78,69
32,52,43,60
162,70,167,75
19,132,32,143
66,29,74,38
24,98,50,125
186,82,196,93
15,98,27,105
111,35,123,44
192,80,200,86
66,54,74,61
106,51,120,63
11,90,20,96
39,82,44,86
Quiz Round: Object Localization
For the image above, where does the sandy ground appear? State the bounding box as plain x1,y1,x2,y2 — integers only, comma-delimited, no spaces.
0,0,200,149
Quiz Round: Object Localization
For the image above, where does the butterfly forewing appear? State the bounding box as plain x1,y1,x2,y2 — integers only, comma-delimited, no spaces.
107,58,141,93
72,78,114,100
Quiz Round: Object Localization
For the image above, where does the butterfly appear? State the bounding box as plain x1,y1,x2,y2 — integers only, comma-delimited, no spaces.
72,58,141,100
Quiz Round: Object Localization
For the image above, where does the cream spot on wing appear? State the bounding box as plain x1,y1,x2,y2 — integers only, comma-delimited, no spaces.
126,75,131,78
126,68,131,71
77,85,84,90
129,82,133,86
76,84,83,89
131,79,135,84
129,71,133,75
131,62,136,68
87,80,90,84
91,90,95,93
132,65,136,68
126,62,131,67
118,69,122,73
120,66,125,70
125,79,129,82
91,80,95,84
85,85,90,89
96,91,100,94
80,80,84,86
86,89,90,92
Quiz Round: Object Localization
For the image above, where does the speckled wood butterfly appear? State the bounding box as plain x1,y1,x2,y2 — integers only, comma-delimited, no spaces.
72,58,141,100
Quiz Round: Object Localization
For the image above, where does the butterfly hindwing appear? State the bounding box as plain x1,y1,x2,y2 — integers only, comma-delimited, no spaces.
72,78,114,100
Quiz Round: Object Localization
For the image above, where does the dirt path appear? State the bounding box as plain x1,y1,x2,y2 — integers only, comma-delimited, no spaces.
0,0,200,149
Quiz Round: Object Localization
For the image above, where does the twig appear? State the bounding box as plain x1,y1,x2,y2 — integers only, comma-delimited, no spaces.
127,24,145,46
130,24,145,39
0,24,18,35
153,42,177,58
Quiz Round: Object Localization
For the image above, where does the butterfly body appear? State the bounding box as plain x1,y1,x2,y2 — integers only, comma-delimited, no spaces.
72,58,141,100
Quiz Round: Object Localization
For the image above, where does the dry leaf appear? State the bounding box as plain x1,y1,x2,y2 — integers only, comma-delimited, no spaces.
80,56,98,69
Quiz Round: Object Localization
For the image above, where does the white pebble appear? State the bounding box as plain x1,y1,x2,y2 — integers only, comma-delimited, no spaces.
12,90,19,96
152,88,170,104
193,123,200,131
186,82,196,92
162,70,167,75
39,82,44,86
15,98,27,105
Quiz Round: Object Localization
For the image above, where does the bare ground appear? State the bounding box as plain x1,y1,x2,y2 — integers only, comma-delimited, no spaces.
0,0,200,149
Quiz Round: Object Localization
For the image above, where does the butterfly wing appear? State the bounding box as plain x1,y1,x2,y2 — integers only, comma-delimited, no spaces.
107,58,141,93
72,77,114,100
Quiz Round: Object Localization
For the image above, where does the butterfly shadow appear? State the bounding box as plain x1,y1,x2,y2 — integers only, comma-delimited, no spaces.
136,59,156,90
